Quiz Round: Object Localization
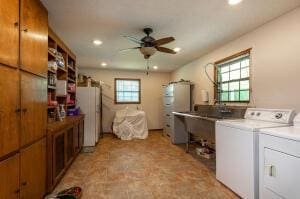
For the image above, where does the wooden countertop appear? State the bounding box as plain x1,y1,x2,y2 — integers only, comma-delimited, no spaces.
47,115,84,133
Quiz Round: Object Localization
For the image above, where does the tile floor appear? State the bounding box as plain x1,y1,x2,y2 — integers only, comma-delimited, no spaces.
54,131,238,199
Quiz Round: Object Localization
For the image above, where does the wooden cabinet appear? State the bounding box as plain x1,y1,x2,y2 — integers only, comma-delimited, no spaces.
0,67,20,158
79,119,84,150
0,154,20,199
20,0,48,77
47,116,84,192
73,124,79,153
66,128,74,164
20,138,46,199
53,130,66,184
21,72,47,146
0,0,19,68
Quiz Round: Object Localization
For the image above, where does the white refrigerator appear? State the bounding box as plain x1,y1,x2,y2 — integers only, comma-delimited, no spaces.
77,87,101,148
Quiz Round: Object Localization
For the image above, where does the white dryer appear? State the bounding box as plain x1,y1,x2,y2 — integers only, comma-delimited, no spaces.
259,113,300,199
216,108,295,199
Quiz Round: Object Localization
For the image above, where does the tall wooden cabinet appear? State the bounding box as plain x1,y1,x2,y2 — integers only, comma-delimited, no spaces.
0,67,20,158
0,0,19,68
20,0,48,77
20,138,46,199
0,0,48,198
21,72,47,146
0,154,20,199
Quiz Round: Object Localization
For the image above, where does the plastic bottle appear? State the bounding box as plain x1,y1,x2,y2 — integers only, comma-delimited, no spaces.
60,104,66,119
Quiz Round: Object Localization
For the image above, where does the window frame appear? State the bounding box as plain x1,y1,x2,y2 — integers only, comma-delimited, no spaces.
214,48,252,103
114,78,141,104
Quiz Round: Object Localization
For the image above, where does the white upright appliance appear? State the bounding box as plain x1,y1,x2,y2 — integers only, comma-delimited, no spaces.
216,108,295,199
77,87,101,150
259,113,300,199
163,82,191,143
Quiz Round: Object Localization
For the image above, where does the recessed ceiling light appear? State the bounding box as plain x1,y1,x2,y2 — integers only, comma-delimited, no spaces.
101,62,107,67
173,47,181,53
228,0,243,5
153,66,158,70
93,39,102,46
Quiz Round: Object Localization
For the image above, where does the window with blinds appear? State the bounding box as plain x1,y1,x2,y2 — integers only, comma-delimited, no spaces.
114,78,141,104
216,50,251,102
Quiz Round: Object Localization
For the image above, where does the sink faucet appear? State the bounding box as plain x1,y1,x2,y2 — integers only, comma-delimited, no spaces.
214,99,232,114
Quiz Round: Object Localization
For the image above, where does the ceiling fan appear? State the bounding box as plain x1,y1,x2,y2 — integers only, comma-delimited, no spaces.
121,28,176,59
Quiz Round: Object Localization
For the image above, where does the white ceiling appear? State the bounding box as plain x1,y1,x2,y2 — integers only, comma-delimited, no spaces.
41,0,300,72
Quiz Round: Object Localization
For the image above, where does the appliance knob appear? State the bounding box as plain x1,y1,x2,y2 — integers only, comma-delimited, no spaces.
275,113,283,119
251,112,255,116
256,112,261,116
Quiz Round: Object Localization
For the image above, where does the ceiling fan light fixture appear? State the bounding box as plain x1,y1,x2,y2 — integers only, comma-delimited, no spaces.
173,47,181,52
101,62,107,67
139,47,157,57
228,0,243,5
93,39,102,46
153,66,158,70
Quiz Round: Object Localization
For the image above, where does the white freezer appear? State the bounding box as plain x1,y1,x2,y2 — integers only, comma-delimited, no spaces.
77,87,101,148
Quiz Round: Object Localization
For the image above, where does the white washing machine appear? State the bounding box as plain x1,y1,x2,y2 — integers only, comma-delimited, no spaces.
259,113,300,199
216,108,295,199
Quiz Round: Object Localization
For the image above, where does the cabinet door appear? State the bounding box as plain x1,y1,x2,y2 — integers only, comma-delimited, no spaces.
73,124,79,153
21,72,47,146
0,0,19,68
66,127,74,164
53,131,66,184
0,67,20,158
0,154,20,199
20,138,46,199
20,0,48,77
79,119,84,150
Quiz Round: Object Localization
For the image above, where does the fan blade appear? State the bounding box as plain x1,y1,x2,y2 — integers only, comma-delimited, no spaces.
119,47,140,52
156,46,176,54
155,37,175,46
123,35,143,44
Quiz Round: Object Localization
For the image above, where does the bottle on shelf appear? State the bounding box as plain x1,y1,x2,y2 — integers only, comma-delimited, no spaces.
60,104,66,119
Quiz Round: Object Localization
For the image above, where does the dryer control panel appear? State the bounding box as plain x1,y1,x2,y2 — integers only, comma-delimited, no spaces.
245,108,295,124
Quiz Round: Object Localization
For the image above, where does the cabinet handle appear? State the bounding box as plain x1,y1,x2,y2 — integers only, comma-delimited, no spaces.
22,28,28,32
166,114,170,116
14,22,19,27
15,108,21,113
14,189,20,194
265,164,276,177
22,108,28,113
166,124,170,127
21,181,27,186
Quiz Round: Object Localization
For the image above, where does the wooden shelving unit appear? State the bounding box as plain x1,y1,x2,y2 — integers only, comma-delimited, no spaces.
47,28,77,122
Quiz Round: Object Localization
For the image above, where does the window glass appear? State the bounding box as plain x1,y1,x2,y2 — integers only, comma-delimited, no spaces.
216,52,251,102
115,79,140,103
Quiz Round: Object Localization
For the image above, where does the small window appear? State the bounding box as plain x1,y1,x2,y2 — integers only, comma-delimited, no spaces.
114,78,141,104
215,49,251,103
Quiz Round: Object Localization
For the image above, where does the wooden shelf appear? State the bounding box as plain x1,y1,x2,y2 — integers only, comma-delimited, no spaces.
48,50,57,58
48,85,56,90
48,69,57,74
56,95,67,98
67,104,76,107
57,67,67,73
68,66,76,73
48,105,58,109
48,28,77,125
67,78,75,83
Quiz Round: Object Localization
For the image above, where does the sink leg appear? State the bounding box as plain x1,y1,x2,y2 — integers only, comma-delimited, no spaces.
186,132,190,153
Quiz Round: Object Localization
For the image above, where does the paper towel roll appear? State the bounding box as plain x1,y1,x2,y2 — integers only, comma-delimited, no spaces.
201,90,209,102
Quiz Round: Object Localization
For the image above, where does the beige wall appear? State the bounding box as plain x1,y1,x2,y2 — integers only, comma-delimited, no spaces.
78,68,171,132
172,7,300,112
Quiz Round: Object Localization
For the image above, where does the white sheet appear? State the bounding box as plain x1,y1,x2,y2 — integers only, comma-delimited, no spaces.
113,108,148,140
